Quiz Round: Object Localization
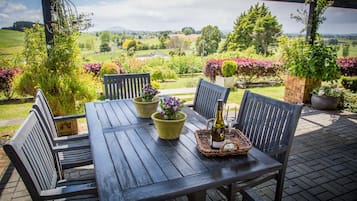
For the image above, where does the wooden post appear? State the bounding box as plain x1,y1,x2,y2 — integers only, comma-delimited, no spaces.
41,0,54,49
306,0,317,45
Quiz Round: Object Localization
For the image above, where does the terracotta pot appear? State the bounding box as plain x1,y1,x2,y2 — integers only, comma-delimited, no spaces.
311,95,339,110
133,96,159,118
151,111,187,140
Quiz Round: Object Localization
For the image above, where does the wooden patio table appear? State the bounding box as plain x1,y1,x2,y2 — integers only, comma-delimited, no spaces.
85,99,282,201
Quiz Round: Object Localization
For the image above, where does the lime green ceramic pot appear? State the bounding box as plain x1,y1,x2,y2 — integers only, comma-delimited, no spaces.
151,111,187,140
133,96,159,118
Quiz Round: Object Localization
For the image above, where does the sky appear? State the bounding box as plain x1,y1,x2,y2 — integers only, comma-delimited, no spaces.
0,0,357,34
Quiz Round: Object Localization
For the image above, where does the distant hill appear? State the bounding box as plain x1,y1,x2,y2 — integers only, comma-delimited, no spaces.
1,21,39,32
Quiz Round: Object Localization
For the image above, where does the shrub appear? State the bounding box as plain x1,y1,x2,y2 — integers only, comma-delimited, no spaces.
337,57,357,76
0,68,19,99
344,91,357,113
83,63,102,76
341,76,357,92
222,60,237,77
167,55,204,74
151,80,160,89
99,62,126,78
279,37,340,81
203,59,223,82
203,58,283,82
150,66,177,82
234,58,283,83
100,43,111,52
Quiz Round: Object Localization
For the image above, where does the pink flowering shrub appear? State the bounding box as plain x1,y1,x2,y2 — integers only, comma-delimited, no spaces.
203,58,283,82
0,68,19,99
83,63,102,76
337,57,357,76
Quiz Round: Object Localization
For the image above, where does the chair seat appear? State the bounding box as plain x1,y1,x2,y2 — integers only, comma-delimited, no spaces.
59,149,93,169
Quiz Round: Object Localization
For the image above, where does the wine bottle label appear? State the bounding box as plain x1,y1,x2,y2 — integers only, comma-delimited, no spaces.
212,140,224,149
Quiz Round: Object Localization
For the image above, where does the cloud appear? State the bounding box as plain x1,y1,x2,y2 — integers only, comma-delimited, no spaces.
2,2,26,13
0,1,42,28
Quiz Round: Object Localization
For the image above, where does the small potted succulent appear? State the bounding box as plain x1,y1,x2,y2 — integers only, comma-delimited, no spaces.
133,84,159,118
311,84,343,110
151,96,187,140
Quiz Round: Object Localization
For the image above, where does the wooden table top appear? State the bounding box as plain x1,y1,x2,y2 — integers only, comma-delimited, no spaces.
85,99,282,201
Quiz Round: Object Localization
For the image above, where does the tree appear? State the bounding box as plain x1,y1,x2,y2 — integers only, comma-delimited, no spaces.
223,3,282,55
195,25,221,56
100,31,111,44
158,32,170,49
182,27,195,35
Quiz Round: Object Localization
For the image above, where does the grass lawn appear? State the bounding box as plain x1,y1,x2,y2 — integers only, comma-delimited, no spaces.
0,102,32,120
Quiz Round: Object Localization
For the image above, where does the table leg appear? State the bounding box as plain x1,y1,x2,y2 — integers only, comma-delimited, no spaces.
188,190,206,201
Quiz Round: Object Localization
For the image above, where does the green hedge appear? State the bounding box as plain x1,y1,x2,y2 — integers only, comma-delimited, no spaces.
341,76,357,92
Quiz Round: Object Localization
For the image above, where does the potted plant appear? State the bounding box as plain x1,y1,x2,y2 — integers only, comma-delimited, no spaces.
311,84,343,110
216,60,237,88
133,84,159,118
280,37,340,103
151,96,187,140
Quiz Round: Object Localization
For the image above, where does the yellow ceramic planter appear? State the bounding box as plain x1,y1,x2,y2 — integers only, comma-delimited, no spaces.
133,96,159,118
151,111,187,140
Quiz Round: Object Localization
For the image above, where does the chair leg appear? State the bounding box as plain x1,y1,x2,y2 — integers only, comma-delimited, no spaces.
227,184,236,201
274,171,285,201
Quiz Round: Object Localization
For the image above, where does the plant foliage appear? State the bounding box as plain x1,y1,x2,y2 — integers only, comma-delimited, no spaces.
196,25,221,56
222,3,282,55
279,37,340,81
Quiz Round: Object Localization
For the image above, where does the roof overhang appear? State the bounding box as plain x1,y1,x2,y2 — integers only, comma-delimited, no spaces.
263,0,357,9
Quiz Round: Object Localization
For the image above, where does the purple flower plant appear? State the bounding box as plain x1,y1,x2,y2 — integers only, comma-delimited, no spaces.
159,96,183,120
141,84,159,101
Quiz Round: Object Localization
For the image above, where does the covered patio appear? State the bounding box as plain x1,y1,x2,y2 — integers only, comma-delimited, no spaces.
0,106,356,201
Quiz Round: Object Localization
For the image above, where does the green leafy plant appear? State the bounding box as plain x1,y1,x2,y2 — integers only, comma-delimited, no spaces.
280,37,340,81
312,84,343,98
15,24,97,116
341,76,357,92
221,60,237,77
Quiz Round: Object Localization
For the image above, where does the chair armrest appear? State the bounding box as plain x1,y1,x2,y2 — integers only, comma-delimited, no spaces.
54,133,89,143
265,144,288,156
54,113,86,122
52,141,90,152
40,182,97,200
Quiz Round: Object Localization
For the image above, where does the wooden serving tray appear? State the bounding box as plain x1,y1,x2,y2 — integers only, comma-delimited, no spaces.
194,129,252,157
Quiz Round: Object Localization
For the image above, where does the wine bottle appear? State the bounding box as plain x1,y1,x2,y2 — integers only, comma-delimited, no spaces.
211,99,225,149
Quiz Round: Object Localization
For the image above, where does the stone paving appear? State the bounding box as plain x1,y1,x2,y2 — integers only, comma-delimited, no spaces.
0,107,356,201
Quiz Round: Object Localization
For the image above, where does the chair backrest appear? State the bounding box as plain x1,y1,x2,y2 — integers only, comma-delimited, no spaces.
236,90,302,165
3,110,59,201
33,89,58,140
193,78,230,119
103,73,151,100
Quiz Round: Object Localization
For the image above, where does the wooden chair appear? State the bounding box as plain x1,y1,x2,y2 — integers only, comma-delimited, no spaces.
190,78,230,119
103,73,151,100
220,90,303,201
33,90,92,171
3,110,97,201
35,89,89,142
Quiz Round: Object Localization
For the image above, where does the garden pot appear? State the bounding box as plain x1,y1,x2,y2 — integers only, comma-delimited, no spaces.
284,74,321,103
216,76,235,88
151,111,187,140
133,96,159,118
55,119,78,136
311,95,339,110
